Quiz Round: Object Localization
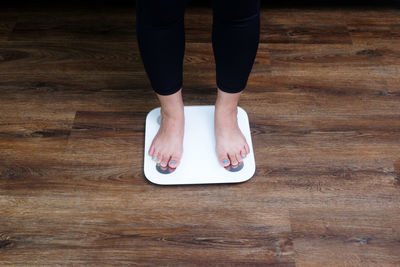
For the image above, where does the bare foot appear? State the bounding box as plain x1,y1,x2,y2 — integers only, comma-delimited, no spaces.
148,89,185,169
214,88,250,167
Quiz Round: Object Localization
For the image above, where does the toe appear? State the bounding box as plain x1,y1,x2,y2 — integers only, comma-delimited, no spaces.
151,150,158,161
222,158,230,167
154,152,161,164
240,149,247,159
236,152,243,163
160,154,170,167
218,152,230,167
229,153,238,166
243,145,248,155
148,144,155,157
244,143,250,154
168,156,180,168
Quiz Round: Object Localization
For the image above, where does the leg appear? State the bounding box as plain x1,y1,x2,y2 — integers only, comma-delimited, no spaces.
212,0,260,167
136,0,189,95
136,0,189,168
212,0,260,94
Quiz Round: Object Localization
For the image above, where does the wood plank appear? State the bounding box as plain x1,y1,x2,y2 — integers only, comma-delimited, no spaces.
260,24,352,44
0,42,142,74
291,207,400,266
9,14,136,42
0,17,17,41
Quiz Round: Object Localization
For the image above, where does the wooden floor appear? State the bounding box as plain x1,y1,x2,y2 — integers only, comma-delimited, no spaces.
1,2,400,266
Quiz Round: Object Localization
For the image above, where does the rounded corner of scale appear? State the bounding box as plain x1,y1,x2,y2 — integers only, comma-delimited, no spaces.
237,106,248,114
243,165,256,182
237,106,250,119
147,107,160,116
144,174,164,186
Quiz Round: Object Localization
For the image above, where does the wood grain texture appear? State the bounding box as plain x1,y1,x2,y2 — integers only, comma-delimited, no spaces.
1,2,400,266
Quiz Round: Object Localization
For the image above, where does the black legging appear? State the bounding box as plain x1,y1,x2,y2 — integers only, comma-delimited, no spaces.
136,0,261,95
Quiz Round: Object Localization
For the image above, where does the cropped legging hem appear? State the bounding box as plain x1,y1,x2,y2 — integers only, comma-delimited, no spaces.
153,82,183,96
217,82,246,94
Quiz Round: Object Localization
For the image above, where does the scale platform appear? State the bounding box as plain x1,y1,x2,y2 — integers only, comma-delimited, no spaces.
144,105,256,185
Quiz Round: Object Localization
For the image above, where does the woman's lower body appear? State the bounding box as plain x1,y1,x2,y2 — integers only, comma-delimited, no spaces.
136,0,260,168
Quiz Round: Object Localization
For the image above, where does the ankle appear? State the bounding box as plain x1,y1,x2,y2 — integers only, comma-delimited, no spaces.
214,109,238,131
215,103,238,118
157,87,184,119
215,95,240,115
161,106,184,121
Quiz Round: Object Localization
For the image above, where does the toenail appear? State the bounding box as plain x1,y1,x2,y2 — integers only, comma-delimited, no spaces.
170,161,176,165
238,157,242,160
156,159,161,162
151,156,155,160
161,162,166,165
222,159,229,164
233,161,237,164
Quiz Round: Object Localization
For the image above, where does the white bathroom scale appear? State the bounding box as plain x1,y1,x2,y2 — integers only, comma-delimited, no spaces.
143,105,256,185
